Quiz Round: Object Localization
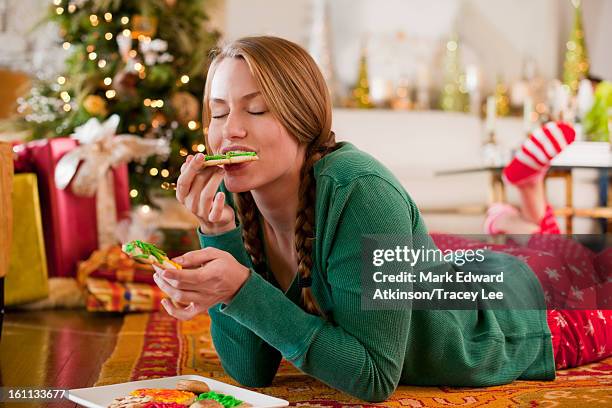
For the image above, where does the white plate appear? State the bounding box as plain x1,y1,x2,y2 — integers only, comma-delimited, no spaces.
67,375,289,408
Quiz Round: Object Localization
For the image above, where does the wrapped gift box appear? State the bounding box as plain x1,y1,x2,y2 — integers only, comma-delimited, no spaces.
77,245,156,286
85,278,165,312
13,138,130,277
6,173,49,305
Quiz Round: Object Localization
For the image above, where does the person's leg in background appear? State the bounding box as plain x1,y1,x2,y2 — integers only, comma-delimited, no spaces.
485,121,575,235
482,122,611,368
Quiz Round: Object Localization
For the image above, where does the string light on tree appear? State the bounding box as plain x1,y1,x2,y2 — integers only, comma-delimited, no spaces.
179,148,188,156
62,42,71,50
122,29,131,37
89,14,99,26
105,32,113,40
68,4,76,13
60,91,70,102
180,75,190,84
196,144,205,152
104,12,112,22
88,52,97,60
98,59,107,68
105,90,116,99
188,120,198,130
161,169,170,178
121,16,129,25
103,77,112,86
130,189,139,198
57,76,66,85
56,7,64,15
149,168,159,176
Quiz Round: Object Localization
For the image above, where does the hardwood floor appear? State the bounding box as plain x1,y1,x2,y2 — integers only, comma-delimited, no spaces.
1,309,125,408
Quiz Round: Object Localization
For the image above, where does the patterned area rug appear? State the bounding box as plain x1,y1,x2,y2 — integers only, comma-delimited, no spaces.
96,312,612,407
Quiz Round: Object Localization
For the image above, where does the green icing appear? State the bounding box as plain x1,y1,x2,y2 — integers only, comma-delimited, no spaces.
204,154,226,161
124,240,167,263
226,151,256,157
196,391,243,407
204,152,257,161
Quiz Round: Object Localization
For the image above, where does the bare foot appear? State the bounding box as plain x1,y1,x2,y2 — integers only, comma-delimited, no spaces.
495,209,540,234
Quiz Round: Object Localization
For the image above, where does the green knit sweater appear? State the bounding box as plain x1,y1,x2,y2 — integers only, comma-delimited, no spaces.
198,142,555,402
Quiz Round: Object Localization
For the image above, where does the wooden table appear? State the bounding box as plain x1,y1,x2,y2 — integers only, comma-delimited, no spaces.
436,165,612,234
0,310,124,407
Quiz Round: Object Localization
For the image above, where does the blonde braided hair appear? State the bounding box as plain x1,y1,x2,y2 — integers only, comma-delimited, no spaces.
202,36,337,315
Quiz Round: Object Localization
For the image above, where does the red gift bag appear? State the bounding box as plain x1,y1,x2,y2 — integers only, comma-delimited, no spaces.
13,138,130,277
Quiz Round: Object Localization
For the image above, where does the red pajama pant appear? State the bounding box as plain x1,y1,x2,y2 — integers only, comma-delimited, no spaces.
431,233,612,370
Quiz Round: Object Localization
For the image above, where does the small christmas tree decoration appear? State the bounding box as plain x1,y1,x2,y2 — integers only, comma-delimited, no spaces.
563,0,589,94
495,77,511,117
439,35,469,112
351,43,374,109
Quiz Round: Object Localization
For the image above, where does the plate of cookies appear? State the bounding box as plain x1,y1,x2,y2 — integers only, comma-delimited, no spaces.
67,375,289,408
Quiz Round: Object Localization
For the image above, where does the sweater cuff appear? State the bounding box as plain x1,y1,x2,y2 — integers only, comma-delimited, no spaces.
197,226,252,267
220,271,324,361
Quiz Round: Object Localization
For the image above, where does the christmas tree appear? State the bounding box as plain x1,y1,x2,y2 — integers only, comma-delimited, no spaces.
563,0,589,94
439,35,468,112
351,45,374,109
6,0,219,205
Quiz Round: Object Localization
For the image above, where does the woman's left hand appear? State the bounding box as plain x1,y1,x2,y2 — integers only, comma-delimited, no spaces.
152,247,250,320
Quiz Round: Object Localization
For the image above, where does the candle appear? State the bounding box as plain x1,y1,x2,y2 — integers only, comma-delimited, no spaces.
523,96,533,134
486,96,496,133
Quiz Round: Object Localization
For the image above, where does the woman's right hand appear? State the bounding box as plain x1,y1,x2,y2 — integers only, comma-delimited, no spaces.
176,153,236,235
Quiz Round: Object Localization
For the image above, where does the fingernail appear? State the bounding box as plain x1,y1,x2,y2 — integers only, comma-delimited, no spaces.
172,256,184,264
152,264,164,274
195,153,204,161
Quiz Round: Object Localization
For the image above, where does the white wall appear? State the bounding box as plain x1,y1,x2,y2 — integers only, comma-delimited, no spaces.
221,0,612,93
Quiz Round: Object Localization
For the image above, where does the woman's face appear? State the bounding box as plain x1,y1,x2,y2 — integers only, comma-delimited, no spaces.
207,57,303,193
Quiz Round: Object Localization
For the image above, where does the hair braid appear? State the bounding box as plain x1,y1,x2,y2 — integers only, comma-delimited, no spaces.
234,191,265,271
295,137,338,315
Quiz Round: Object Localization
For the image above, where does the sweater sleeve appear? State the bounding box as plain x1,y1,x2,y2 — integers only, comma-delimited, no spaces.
219,175,415,402
199,227,282,387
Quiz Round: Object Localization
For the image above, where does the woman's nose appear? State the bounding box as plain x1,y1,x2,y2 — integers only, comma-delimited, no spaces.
222,112,247,139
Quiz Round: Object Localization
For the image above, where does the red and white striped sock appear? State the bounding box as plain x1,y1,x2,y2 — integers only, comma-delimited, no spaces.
538,204,561,234
503,122,576,186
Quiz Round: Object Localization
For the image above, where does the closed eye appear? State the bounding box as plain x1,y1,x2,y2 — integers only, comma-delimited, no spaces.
211,113,228,119
248,111,267,115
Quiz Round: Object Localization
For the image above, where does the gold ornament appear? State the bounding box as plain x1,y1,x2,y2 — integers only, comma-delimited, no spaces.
171,92,200,124
83,95,108,116
131,15,158,39
152,112,168,128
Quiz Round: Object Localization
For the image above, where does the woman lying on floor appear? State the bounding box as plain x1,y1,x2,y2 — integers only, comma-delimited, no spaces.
151,35,611,402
